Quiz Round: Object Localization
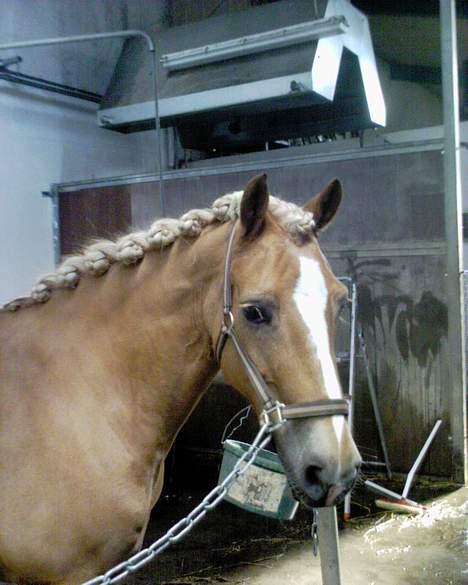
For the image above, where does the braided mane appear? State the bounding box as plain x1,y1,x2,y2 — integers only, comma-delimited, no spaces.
2,191,315,312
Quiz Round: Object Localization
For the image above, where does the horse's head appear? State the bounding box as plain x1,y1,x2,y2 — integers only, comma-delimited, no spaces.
213,174,361,508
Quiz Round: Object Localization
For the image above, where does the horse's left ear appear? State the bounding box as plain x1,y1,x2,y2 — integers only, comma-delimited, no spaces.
303,178,343,233
240,173,269,240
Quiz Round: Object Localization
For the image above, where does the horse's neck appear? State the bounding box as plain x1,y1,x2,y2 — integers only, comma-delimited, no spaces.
84,227,225,456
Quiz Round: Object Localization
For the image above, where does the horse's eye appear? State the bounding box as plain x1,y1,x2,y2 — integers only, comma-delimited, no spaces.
242,304,271,325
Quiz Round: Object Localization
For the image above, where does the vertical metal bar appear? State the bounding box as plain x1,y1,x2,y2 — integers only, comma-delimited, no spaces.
317,507,342,585
150,48,165,216
440,0,467,484
344,281,357,521
347,282,358,431
359,326,392,479
42,189,61,266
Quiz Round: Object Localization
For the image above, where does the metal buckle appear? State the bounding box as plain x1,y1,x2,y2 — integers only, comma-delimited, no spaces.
222,309,234,334
260,401,286,431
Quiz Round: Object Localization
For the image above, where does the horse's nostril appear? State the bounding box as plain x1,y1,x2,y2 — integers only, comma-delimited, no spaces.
305,465,323,486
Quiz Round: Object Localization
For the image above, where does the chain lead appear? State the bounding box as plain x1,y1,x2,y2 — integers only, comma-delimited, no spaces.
81,422,273,585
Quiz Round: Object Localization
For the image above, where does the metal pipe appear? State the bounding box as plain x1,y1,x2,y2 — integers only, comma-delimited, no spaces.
0,68,102,103
343,280,357,521
150,49,165,216
0,30,164,206
402,419,442,499
347,282,358,432
440,0,467,484
0,30,154,52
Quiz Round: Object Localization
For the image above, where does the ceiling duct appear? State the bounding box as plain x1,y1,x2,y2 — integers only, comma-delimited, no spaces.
99,0,386,151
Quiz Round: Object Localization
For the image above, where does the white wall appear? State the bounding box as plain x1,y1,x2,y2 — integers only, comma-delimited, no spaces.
376,60,442,133
0,0,167,305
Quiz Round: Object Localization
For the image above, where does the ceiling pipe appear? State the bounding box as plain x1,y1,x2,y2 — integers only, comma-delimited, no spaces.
0,30,164,211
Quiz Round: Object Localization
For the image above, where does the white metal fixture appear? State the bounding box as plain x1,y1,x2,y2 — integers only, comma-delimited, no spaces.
160,16,348,71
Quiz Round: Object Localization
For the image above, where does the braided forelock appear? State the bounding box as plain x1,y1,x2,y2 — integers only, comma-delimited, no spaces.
2,191,315,312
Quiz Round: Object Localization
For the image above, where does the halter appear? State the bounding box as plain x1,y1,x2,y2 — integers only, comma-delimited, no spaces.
215,221,349,429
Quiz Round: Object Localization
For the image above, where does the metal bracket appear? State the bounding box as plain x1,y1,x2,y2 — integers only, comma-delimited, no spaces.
260,402,286,431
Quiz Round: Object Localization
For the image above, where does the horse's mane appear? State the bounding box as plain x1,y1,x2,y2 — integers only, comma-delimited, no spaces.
2,191,315,312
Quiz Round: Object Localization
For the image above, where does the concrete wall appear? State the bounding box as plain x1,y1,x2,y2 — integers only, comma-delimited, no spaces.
0,0,168,305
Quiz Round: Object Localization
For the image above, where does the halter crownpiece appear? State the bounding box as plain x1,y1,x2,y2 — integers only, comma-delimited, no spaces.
215,221,349,429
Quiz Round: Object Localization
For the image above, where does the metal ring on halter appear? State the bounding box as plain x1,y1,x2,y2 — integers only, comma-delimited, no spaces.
260,401,286,431
222,310,235,333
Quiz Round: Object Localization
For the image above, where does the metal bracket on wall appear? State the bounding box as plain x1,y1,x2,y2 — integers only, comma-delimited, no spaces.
41,191,61,266
0,55,103,103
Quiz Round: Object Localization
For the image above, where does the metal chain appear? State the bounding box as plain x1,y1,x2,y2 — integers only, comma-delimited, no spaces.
311,509,319,557
82,421,276,585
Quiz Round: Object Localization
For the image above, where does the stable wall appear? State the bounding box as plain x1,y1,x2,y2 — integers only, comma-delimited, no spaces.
54,141,456,478
377,122,467,269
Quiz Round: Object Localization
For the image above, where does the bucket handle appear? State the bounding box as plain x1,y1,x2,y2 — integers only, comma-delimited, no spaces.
221,405,252,444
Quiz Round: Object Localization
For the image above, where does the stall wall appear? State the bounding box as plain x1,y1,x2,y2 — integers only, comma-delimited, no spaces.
56,144,452,477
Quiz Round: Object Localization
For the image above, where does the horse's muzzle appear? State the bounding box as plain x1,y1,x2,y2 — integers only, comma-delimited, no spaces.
288,460,360,509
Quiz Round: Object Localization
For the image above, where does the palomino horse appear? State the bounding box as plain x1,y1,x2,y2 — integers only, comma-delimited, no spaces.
0,174,360,585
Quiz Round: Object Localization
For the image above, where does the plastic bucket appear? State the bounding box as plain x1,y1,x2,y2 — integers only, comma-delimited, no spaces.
218,439,299,520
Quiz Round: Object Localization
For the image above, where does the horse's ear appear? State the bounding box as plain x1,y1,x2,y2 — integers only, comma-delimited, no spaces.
240,173,269,240
303,178,343,233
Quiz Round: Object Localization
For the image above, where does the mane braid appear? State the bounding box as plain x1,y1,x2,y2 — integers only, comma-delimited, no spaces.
2,191,315,312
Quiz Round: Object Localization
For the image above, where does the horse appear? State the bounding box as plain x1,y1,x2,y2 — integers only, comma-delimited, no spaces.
0,174,361,585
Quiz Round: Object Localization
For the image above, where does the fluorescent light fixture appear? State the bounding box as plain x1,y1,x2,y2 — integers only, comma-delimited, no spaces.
161,16,348,71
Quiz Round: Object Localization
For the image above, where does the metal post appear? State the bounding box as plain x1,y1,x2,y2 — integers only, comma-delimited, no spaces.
0,30,164,210
347,282,357,434
344,280,357,521
440,0,467,484
317,507,342,585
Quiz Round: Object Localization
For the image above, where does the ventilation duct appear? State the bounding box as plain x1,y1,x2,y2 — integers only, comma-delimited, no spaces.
99,0,386,151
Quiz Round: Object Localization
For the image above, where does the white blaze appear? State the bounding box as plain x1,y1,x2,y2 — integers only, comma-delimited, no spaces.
293,256,344,442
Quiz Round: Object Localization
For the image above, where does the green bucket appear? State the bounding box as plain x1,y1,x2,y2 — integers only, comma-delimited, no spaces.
218,440,299,520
